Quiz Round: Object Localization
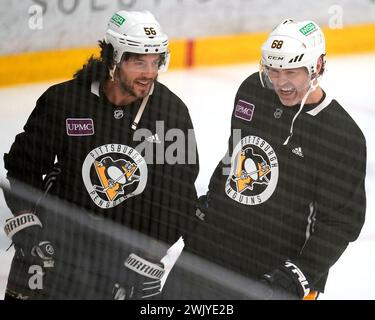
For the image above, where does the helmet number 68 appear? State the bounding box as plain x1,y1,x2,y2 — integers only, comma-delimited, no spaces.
271,40,284,49
144,27,156,35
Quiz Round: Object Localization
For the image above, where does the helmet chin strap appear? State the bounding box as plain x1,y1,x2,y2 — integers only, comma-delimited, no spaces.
109,65,117,82
282,78,318,146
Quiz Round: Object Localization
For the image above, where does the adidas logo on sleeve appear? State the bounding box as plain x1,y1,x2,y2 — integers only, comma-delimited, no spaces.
292,147,304,157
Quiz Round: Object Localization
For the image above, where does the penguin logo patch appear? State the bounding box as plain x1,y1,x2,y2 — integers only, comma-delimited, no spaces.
233,147,271,193
82,144,147,209
225,135,279,205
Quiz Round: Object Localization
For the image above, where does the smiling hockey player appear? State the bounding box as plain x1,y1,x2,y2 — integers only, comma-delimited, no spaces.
196,19,366,300
3,10,199,300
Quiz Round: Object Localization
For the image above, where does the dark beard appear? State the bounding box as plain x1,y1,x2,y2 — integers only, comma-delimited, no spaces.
117,74,158,100
116,69,137,98
118,78,138,98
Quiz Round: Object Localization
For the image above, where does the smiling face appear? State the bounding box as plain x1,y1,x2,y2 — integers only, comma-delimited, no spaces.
266,66,311,107
116,53,161,100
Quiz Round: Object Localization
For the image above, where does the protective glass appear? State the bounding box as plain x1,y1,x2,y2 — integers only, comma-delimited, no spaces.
259,63,311,92
121,51,170,73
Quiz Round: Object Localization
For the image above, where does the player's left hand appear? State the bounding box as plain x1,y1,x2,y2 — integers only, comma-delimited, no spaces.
195,193,210,221
112,253,164,300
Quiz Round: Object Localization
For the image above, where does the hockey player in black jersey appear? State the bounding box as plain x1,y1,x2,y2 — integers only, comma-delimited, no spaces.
196,19,366,299
2,10,199,299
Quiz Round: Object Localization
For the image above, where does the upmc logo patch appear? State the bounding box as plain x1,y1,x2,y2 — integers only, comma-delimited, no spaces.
66,118,94,136
234,100,255,122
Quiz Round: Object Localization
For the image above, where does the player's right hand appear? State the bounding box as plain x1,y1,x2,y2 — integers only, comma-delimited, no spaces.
262,260,311,299
4,212,55,268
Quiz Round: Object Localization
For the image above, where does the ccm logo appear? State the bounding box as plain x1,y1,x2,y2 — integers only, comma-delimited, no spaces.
66,118,95,136
268,55,284,61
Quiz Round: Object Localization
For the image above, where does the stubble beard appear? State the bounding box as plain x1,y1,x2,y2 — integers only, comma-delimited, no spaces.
118,74,155,100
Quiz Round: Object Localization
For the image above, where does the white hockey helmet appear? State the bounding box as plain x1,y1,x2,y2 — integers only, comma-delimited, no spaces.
260,19,326,78
105,10,170,71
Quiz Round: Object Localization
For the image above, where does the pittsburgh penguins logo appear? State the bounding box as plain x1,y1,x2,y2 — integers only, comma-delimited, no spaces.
93,156,139,201
233,147,271,192
82,144,147,209
225,135,279,205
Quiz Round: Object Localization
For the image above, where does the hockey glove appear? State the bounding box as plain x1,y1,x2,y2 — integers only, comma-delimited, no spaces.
263,260,311,299
113,253,165,300
195,193,210,221
4,212,55,268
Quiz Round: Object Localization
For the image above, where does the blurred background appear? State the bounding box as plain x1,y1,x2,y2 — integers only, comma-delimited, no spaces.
0,0,374,300
1,0,375,85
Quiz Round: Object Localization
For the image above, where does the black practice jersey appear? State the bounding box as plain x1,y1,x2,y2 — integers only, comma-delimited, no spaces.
4,78,199,246
201,72,366,292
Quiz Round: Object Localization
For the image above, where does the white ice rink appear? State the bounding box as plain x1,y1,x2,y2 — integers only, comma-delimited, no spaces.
0,53,374,299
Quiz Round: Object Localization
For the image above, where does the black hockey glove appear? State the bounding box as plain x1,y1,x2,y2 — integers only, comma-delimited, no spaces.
4,212,55,268
263,261,311,300
195,193,211,221
112,253,165,300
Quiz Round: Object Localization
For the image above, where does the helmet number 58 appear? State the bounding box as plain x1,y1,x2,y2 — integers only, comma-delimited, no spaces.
271,40,284,49
144,27,156,35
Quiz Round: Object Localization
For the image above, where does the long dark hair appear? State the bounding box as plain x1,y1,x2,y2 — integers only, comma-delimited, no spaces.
74,40,167,83
73,40,114,83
